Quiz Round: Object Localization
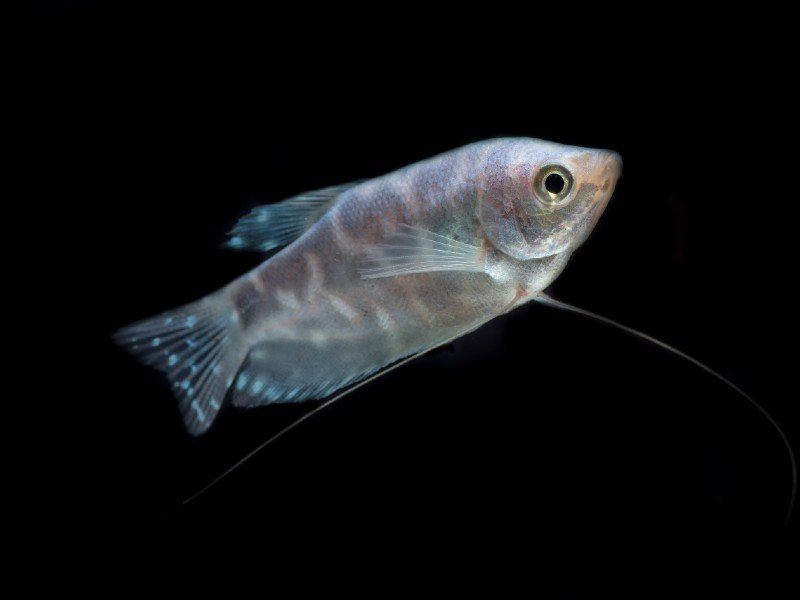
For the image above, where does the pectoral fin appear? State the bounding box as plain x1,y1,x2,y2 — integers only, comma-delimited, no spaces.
358,224,486,279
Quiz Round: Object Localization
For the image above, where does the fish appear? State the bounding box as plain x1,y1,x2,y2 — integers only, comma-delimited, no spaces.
114,138,622,435
115,137,796,523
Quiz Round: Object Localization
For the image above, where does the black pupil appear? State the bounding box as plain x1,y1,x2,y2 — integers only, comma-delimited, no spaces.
544,172,565,195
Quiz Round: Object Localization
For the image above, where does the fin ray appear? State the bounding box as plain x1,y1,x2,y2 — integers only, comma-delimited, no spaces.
183,318,491,504
359,224,485,279
225,182,361,252
114,293,246,435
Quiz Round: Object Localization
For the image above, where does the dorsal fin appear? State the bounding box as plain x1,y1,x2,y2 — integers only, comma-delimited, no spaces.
535,292,797,529
225,181,361,252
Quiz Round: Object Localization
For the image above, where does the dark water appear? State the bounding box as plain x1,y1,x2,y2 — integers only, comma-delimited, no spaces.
38,1,796,588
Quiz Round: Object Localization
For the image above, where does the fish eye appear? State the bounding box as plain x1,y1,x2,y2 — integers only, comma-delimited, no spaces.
534,165,574,205
545,173,565,194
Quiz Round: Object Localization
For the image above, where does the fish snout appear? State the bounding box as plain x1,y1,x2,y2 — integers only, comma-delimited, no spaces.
584,150,622,226
600,150,623,187
589,150,622,200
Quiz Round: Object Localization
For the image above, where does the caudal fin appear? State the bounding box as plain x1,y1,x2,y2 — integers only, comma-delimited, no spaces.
114,292,246,435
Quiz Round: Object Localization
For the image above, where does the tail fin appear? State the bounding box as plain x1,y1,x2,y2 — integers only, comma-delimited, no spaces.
114,292,246,435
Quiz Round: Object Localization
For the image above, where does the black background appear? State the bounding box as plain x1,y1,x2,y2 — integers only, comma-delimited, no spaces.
37,0,796,586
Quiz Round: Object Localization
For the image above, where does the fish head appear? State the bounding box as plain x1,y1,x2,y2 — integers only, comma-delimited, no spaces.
477,139,622,260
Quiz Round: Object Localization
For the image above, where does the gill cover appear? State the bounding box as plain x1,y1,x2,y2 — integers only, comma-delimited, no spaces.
478,161,597,260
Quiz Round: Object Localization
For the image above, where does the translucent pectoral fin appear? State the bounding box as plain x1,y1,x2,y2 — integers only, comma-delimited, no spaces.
225,182,361,252
358,224,486,279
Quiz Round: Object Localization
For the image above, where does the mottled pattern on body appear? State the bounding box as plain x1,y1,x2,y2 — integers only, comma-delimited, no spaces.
116,138,621,434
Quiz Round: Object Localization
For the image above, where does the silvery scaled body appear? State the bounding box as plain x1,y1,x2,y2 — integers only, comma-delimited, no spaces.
116,138,622,434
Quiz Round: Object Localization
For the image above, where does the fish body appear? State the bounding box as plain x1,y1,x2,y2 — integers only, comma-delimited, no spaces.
116,138,622,434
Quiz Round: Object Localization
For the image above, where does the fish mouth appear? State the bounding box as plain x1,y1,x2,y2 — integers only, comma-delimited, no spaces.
603,150,623,179
587,150,622,221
